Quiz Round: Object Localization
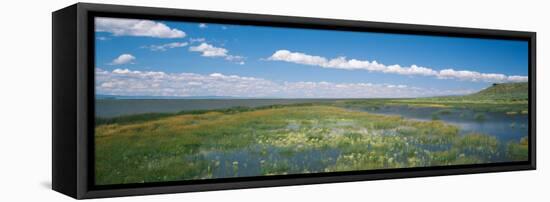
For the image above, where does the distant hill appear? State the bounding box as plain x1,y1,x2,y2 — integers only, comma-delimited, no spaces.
409,82,528,103
466,82,528,101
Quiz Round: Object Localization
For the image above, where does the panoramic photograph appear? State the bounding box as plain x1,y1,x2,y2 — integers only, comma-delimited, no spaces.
94,17,529,185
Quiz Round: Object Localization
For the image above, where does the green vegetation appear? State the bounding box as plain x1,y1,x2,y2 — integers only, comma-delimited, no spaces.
470,82,528,101
507,136,529,161
95,82,529,185
96,105,527,185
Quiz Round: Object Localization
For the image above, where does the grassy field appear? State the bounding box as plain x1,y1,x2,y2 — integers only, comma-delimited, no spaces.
95,82,529,185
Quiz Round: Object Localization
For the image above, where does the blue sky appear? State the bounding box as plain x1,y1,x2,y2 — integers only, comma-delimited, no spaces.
95,17,528,98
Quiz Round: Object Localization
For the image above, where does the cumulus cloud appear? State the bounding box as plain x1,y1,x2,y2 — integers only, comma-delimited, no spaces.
96,68,474,98
109,54,136,65
189,43,227,57
143,42,188,51
189,43,245,64
95,17,186,38
268,50,528,83
199,23,208,29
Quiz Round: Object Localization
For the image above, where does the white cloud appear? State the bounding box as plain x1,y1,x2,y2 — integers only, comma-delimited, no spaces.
189,43,227,57
225,55,245,63
143,42,188,51
189,43,245,64
95,17,186,38
436,69,524,82
199,23,207,29
190,38,206,43
109,54,136,65
96,68,474,98
268,50,528,83
507,75,530,82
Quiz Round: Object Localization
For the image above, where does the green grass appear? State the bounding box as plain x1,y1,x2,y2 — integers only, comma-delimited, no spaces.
95,105,528,185
507,136,529,161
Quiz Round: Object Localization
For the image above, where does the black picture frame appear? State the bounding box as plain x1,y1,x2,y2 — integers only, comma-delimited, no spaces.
52,3,536,199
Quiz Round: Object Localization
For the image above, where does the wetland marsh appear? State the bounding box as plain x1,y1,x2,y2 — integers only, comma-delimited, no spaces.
95,83,529,185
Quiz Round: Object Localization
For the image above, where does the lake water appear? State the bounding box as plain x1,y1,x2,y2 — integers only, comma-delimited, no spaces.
188,145,341,178
355,105,528,142
96,99,342,118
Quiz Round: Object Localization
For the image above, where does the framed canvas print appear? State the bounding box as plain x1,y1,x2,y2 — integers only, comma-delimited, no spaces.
52,3,536,199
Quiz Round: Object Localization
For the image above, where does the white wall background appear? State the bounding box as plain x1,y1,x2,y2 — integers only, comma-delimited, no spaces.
0,0,547,201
